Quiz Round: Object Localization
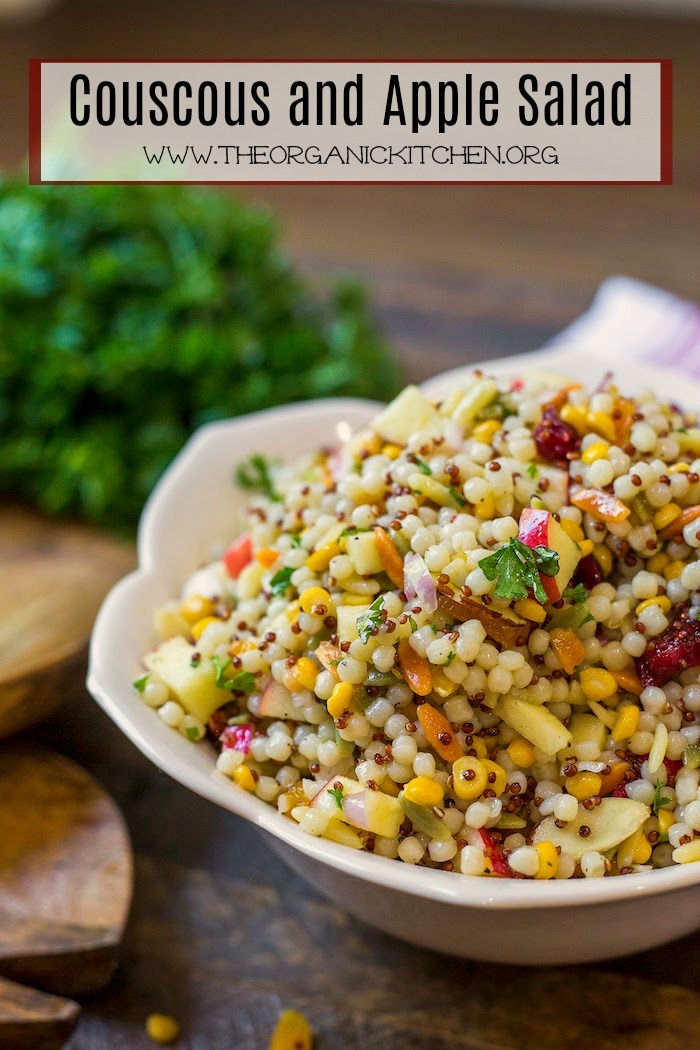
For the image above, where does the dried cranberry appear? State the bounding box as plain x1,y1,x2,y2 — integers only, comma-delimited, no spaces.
573,554,604,590
663,757,683,786
532,406,581,465
636,609,700,687
220,723,255,754
479,829,512,877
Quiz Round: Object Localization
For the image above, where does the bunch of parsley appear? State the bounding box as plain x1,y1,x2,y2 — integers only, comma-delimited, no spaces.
0,181,400,530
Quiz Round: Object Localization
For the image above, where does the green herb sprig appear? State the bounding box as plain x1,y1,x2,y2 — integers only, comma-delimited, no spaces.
479,538,559,604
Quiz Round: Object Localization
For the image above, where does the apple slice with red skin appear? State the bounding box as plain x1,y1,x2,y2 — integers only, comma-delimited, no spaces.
309,776,403,838
258,680,310,721
518,507,581,603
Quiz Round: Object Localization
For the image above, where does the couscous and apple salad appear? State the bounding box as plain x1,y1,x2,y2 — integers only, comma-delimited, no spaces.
135,375,700,880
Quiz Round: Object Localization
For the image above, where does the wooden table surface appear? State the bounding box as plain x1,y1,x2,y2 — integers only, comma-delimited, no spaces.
1,1,699,1046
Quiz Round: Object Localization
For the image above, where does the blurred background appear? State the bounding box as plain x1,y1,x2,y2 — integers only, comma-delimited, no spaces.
1,3,699,1048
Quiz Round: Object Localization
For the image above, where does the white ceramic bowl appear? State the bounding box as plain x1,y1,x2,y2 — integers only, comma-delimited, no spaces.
88,352,700,965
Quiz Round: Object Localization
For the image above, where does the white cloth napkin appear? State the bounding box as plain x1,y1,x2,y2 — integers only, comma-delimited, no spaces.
543,276,700,379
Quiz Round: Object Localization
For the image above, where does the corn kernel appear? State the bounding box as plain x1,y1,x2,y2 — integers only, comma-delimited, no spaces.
481,759,508,796
233,766,256,792
299,586,331,614
513,598,547,624
229,638,257,656
580,667,617,702
592,544,613,576
647,551,670,575
269,1009,313,1050
611,705,639,742
581,441,610,465
587,411,616,442
381,443,402,460
534,841,559,879
672,839,700,864
403,775,445,807
632,835,652,865
475,496,495,520
560,403,589,435
285,601,300,622
293,656,319,691
452,757,488,800
507,737,536,768
256,547,279,569
560,518,585,543
567,771,602,800
653,504,681,530
327,682,354,719
191,616,219,641
145,1014,180,1045
431,667,458,698
669,463,690,473
469,736,489,760
180,595,216,624
339,592,372,605
658,809,675,840
578,539,594,557
635,595,671,617
664,560,685,581
472,419,501,443
306,544,340,573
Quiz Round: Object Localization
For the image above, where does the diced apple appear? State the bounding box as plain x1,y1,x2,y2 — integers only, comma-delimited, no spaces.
259,680,308,721
143,636,225,723
310,776,403,838
569,713,608,757
518,507,581,602
496,693,572,756
336,603,370,644
373,385,440,445
533,798,648,862
323,818,363,849
346,530,383,576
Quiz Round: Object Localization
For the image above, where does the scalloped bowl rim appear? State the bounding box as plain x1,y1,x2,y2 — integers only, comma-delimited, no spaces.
88,354,700,911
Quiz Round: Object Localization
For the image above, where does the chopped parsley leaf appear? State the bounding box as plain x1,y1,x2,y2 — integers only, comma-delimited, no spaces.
132,673,150,693
652,781,671,816
290,534,303,548
185,726,201,741
563,583,587,604
212,654,256,694
269,566,294,597
356,596,384,644
448,485,467,507
479,538,560,604
408,616,418,632
446,650,456,665
235,453,281,502
527,463,539,480
412,456,432,476
327,784,345,809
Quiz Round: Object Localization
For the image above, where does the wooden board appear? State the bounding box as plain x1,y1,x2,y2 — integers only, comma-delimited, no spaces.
0,746,133,1003
0,977,80,1050
0,506,134,740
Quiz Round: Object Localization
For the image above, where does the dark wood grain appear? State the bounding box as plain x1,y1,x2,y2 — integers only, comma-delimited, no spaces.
0,977,79,1050
0,746,133,998
0,507,134,740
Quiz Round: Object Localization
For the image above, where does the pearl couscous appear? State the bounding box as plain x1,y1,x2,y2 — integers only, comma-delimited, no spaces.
136,374,700,879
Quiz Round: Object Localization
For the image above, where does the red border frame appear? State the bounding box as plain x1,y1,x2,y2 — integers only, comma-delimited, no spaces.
28,58,673,186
